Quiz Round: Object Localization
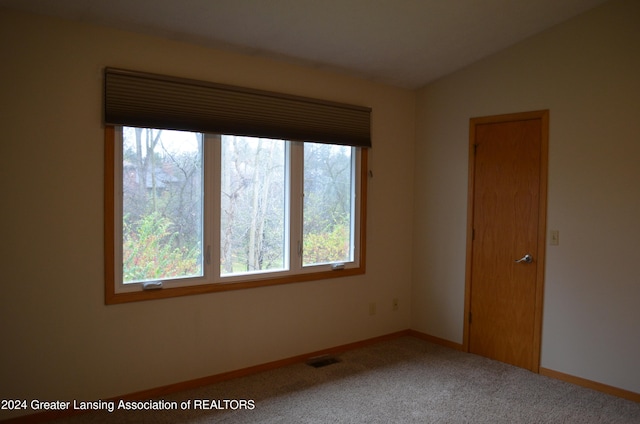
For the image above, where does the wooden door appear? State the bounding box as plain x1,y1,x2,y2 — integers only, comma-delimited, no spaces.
465,110,548,372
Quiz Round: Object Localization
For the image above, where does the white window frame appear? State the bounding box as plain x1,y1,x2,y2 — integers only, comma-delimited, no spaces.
105,127,367,304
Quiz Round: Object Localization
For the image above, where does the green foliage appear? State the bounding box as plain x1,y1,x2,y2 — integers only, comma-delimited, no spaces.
303,224,350,265
123,212,200,283
302,143,353,266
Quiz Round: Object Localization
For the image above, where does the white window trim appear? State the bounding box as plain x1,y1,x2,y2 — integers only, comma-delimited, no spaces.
105,127,367,304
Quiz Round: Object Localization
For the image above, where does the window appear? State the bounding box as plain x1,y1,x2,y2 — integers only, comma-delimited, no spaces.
219,135,288,277
104,68,370,303
119,127,205,285
105,127,367,303
303,143,356,267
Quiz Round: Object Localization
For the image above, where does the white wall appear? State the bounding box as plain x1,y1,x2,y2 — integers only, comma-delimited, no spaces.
0,9,415,419
412,0,640,393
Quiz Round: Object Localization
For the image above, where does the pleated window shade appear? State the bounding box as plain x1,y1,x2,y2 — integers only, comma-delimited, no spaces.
104,68,371,148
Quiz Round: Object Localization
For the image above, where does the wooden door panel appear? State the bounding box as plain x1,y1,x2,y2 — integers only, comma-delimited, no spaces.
468,116,543,371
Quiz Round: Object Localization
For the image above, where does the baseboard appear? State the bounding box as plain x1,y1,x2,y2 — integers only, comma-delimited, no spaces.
1,330,411,423
540,367,639,403
407,329,465,351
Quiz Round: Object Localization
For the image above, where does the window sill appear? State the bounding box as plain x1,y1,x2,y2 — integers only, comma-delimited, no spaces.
105,266,365,304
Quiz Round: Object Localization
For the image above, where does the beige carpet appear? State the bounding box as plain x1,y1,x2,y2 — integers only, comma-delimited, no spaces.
53,337,639,423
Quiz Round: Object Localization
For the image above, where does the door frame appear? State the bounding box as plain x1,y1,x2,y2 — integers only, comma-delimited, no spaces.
462,110,549,372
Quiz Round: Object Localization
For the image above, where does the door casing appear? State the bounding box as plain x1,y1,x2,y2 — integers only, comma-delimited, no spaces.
463,110,549,372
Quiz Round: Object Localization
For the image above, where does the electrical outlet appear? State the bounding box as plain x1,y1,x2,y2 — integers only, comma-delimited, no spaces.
550,230,559,246
392,298,399,311
369,302,377,316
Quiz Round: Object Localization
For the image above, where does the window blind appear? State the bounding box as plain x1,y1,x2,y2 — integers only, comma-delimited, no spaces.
104,68,371,148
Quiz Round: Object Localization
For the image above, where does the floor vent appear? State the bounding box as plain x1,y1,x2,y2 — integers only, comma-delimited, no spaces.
306,355,341,368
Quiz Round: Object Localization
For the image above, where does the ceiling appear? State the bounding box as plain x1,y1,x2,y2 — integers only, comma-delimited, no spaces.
0,0,608,89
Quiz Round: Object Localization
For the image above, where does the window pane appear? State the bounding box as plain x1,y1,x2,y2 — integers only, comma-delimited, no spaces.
220,136,287,276
303,143,354,266
121,127,203,284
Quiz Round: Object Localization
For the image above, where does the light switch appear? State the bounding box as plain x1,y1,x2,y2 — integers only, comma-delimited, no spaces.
550,230,559,246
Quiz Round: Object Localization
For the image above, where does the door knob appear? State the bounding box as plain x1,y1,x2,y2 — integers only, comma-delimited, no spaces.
515,254,533,263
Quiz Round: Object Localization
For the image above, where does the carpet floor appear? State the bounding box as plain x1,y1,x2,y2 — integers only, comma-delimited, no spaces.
53,337,639,423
